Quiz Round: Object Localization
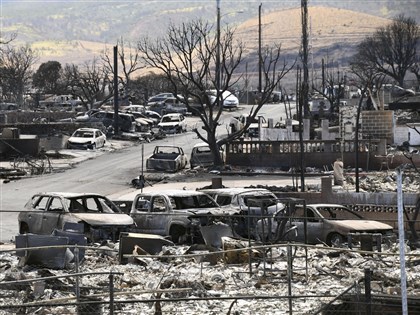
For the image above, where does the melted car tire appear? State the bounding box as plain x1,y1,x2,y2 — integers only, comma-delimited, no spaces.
19,222,30,234
170,225,186,244
327,233,344,247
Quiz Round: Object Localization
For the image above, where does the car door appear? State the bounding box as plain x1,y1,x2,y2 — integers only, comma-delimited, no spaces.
23,195,49,234
147,195,170,236
131,196,151,232
91,111,106,123
95,130,104,147
291,207,324,244
41,196,65,234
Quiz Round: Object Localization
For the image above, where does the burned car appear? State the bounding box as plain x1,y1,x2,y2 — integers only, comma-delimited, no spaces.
190,142,225,169
200,188,285,238
129,190,238,244
18,192,135,242
146,145,188,172
157,113,187,134
257,203,394,246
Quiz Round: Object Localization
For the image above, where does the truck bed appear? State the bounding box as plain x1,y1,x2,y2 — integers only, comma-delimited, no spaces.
150,153,179,160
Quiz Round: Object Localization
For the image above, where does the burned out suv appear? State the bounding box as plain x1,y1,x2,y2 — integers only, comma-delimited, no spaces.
18,192,135,242
199,188,285,238
75,110,136,132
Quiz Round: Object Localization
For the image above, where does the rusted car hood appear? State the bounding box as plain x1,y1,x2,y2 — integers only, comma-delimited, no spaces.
331,220,393,232
72,213,134,226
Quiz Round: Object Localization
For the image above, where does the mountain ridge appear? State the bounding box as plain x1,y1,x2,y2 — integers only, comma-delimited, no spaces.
2,1,411,74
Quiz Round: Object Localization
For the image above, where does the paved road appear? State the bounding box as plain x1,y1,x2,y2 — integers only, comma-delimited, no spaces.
0,131,201,242
0,103,297,242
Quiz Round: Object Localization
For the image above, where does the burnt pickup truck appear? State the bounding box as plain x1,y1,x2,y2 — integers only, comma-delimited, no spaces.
146,145,188,172
129,190,239,244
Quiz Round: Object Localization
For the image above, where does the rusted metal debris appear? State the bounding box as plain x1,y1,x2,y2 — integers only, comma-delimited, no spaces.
15,234,75,269
0,167,26,181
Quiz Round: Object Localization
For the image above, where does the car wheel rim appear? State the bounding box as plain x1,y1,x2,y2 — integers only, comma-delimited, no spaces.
329,234,344,247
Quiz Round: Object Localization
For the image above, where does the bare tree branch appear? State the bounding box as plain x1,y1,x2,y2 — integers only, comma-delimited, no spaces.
138,19,294,166
101,37,145,105
63,58,113,109
0,44,38,106
351,15,419,86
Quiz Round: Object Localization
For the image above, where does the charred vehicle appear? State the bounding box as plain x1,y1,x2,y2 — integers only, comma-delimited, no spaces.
146,145,188,172
190,142,225,169
229,113,268,138
129,190,239,244
18,192,135,242
200,188,285,238
75,111,136,133
157,113,187,134
257,204,394,246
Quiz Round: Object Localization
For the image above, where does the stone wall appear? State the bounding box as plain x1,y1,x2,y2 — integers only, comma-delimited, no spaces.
362,111,394,144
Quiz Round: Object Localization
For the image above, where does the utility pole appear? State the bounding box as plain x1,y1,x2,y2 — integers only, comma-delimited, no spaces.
216,0,221,107
298,0,310,192
258,3,262,93
113,45,119,135
301,0,309,118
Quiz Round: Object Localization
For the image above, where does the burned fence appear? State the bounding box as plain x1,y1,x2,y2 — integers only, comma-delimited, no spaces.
225,139,386,170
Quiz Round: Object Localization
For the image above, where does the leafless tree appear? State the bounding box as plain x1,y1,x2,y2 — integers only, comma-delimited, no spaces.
410,55,420,88
102,37,144,105
349,56,386,192
352,14,419,87
138,19,294,166
0,32,17,45
0,44,38,106
63,58,113,110
312,57,346,117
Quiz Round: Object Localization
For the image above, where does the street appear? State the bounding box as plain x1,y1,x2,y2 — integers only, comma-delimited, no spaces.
0,103,296,242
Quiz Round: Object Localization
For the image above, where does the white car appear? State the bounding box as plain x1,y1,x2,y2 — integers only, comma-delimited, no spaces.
121,104,146,113
158,113,187,134
208,90,239,109
67,128,106,150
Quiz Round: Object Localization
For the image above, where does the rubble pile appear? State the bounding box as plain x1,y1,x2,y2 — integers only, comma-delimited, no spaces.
1,241,419,314
345,169,420,193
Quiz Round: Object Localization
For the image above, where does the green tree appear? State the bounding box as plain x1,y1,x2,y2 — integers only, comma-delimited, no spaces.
130,72,174,104
33,60,63,94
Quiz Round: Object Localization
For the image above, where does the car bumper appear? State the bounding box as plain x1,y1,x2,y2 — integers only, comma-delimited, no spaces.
67,142,95,150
